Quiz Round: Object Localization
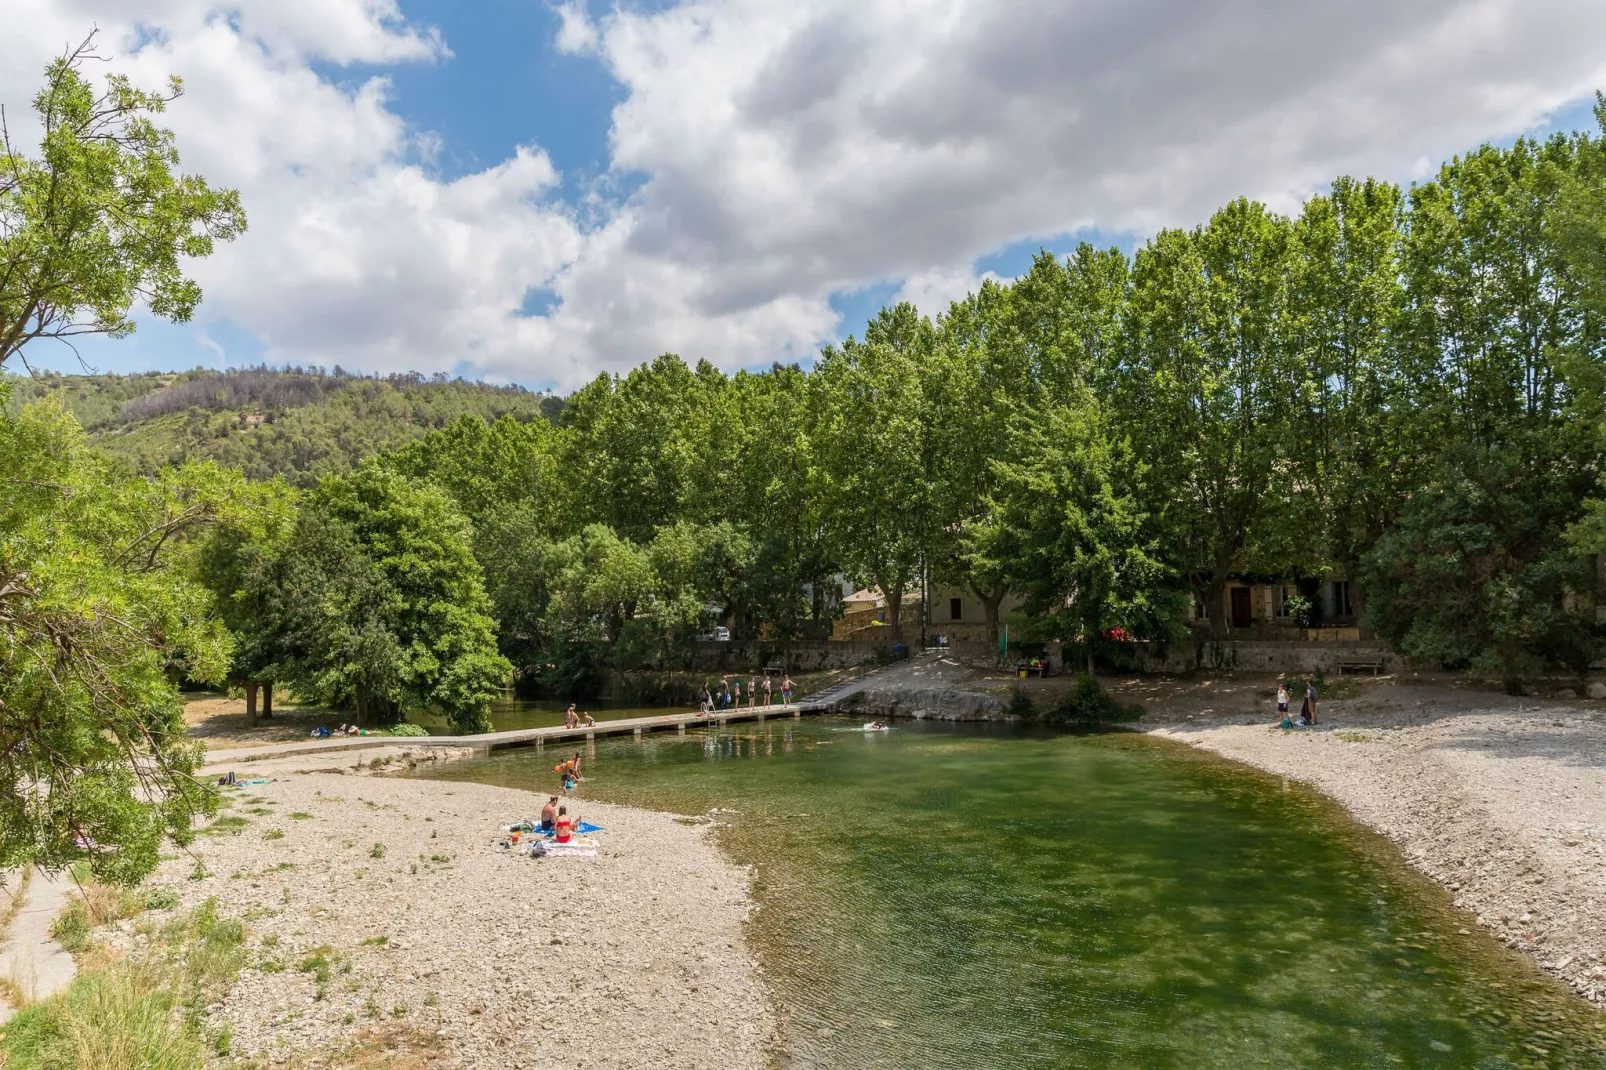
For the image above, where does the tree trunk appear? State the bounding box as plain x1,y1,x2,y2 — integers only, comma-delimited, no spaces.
261,683,274,718
972,582,1007,646
1085,605,1099,678
1206,574,1229,667
886,585,904,644
244,683,258,728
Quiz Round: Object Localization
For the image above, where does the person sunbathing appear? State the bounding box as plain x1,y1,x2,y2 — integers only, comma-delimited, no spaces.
554,805,579,844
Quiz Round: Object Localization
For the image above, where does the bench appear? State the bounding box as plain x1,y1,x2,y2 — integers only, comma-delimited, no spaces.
1337,660,1384,676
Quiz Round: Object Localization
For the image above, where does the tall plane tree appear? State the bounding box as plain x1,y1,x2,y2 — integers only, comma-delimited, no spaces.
1121,199,1294,654
814,304,937,645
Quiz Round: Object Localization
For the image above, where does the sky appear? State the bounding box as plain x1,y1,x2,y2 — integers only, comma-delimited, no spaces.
3,1,1606,391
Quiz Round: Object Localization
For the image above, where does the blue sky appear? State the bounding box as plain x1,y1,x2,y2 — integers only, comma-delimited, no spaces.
8,1,1605,389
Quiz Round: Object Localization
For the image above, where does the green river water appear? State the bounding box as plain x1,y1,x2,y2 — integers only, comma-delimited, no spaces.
421,717,1606,1068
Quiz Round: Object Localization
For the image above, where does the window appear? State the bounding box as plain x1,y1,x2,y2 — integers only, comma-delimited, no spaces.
1333,581,1354,618
949,597,963,621
1274,585,1297,618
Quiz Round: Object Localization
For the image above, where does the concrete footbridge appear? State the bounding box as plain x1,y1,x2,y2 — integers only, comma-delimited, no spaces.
199,654,927,769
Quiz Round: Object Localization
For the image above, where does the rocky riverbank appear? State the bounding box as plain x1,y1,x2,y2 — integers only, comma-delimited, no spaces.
830,661,1606,1010
1143,683,1606,1010
145,769,777,1068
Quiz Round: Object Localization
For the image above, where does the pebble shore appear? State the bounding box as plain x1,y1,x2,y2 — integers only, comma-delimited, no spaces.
150,771,777,1068
1147,684,1606,1009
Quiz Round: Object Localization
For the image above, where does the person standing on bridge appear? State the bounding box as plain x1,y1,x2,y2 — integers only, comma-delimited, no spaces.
762,675,772,707
748,676,758,709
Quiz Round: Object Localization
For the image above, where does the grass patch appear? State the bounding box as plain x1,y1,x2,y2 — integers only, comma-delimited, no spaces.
199,815,250,837
288,812,314,821
144,888,180,912
262,828,285,840
359,934,388,947
369,843,386,859
2,899,245,1070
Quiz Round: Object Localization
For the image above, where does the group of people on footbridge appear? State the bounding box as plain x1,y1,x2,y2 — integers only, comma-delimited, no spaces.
698,674,793,714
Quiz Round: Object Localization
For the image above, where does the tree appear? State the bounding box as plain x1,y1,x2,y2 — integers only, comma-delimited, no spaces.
556,355,718,542
1121,200,1294,651
242,469,510,732
1284,177,1410,617
1,35,245,369
981,399,1178,675
0,395,279,883
814,304,938,644
1363,445,1595,692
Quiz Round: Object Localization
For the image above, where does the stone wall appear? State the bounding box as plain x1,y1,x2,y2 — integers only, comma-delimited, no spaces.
1137,638,1404,675
830,687,1009,722
688,639,893,673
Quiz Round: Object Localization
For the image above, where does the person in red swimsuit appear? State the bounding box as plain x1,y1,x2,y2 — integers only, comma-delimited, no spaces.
554,805,578,844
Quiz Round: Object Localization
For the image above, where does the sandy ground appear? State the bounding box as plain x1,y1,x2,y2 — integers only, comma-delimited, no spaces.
1106,673,1606,1009
143,764,777,1068
185,692,348,750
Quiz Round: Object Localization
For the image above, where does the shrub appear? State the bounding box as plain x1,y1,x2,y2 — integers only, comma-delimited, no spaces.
1040,675,1143,729
143,888,180,912
384,723,429,738
1004,686,1036,719
50,902,91,953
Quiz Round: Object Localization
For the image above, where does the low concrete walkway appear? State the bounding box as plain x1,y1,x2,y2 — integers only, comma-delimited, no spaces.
0,870,77,1023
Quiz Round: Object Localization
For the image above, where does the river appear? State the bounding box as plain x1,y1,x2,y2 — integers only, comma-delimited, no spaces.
419,717,1606,1068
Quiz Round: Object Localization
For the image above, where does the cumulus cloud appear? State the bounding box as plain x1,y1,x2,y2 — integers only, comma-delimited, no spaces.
553,1,600,56
546,0,1606,378
4,0,1606,387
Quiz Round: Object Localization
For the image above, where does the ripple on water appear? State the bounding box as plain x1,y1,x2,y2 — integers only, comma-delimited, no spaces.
422,718,1606,1069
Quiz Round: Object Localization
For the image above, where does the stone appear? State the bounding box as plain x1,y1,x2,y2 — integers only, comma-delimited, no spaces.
1553,689,1578,700
1587,682,1606,700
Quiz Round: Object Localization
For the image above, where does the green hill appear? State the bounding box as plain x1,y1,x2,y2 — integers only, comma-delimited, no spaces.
3,367,562,485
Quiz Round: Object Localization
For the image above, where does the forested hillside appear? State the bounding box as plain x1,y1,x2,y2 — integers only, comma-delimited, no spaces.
2,367,562,485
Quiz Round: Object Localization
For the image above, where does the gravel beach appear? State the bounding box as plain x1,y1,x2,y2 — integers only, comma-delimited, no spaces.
1139,679,1606,1009
148,769,777,1068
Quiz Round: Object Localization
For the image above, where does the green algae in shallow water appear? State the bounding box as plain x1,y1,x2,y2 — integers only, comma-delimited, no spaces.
422,719,1606,1069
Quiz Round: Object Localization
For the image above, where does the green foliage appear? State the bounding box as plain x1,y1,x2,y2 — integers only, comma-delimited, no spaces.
0,36,245,370
0,396,287,884
981,399,1181,668
814,305,940,644
1037,675,1143,728
1363,445,1596,691
236,468,509,732
4,368,558,486
3,898,245,1070
384,723,429,738
49,901,91,953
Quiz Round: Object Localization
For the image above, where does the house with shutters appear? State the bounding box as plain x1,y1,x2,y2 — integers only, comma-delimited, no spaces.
1189,575,1362,638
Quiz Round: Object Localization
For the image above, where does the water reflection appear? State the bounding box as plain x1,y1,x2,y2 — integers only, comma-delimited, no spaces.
423,719,1606,1068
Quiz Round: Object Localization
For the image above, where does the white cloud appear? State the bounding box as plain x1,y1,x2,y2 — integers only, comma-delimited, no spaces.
541,0,1606,381
4,0,1606,389
553,1,600,56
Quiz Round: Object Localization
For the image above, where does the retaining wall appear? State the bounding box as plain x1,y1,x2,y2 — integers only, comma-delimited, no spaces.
1137,639,1404,675
688,639,892,672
